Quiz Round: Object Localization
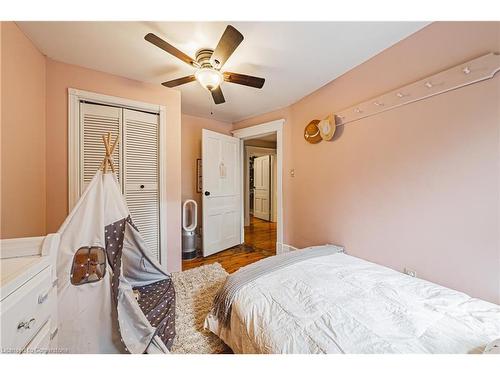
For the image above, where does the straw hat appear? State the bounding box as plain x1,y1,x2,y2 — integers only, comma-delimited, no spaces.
304,120,322,144
318,115,336,141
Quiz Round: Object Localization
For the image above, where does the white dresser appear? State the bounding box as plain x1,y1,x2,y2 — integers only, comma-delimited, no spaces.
0,235,59,354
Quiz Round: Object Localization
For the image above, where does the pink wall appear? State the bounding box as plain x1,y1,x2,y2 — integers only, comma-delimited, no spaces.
2,21,499,300
181,114,232,224
234,22,500,303
0,22,183,270
232,107,291,131
45,59,183,272
1,22,47,238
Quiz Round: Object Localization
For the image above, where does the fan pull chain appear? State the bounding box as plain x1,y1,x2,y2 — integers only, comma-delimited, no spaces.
209,91,214,115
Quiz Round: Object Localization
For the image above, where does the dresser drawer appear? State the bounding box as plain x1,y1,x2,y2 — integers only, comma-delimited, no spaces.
23,319,51,354
0,267,52,352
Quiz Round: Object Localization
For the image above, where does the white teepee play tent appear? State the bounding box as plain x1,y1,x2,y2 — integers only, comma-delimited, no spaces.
55,134,175,354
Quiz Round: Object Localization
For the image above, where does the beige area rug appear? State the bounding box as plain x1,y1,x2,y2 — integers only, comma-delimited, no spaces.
170,263,231,354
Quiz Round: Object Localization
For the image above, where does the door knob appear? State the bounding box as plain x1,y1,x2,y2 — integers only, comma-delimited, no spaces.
204,191,210,196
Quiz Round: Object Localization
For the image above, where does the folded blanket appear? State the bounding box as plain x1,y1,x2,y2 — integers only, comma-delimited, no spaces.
211,245,344,328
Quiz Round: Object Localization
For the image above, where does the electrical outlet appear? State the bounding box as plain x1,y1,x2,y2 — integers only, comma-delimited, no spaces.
404,268,417,278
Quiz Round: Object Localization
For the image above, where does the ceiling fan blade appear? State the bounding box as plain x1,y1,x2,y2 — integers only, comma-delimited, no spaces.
211,86,225,105
223,72,265,89
145,33,198,67
161,75,196,88
210,25,244,69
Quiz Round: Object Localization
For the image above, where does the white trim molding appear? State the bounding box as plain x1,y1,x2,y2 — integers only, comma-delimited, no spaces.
279,243,299,253
68,88,163,113
67,88,169,268
232,119,285,254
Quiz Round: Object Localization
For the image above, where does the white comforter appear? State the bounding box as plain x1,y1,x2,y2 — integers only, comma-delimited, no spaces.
205,252,500,353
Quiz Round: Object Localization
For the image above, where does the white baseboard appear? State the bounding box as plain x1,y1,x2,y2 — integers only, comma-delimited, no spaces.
276,242,299,254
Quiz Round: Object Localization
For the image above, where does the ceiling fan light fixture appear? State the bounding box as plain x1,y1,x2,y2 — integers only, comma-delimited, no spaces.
146,25,264,106
195,68,223,91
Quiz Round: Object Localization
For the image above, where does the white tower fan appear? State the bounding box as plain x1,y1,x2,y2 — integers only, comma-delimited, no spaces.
182,199,198,260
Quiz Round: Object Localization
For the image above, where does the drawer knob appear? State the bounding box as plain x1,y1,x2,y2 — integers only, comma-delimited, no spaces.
38,291,49,304
17,318,36,330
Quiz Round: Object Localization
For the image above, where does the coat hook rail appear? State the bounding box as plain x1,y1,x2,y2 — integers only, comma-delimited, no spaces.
333,52,500,127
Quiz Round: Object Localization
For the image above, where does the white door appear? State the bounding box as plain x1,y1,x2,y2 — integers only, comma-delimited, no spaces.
79,102,163,263
123,108,161,261
202,129,241,256
253,155,271,221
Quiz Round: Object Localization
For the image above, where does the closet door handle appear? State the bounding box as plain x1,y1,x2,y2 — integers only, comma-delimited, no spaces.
140,184,145,189
204,191,210,196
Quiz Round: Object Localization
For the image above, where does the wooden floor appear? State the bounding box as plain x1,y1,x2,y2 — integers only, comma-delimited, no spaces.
182,216,277,273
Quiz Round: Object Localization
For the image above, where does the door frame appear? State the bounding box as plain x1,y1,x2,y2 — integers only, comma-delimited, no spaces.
67,88,168,268
232,119,285,254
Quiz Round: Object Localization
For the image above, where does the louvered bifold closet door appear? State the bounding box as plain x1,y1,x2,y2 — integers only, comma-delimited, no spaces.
123,108,160,260
80,102,122,190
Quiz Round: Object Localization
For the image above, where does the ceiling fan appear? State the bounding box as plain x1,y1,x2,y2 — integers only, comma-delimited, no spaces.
145,25,265,105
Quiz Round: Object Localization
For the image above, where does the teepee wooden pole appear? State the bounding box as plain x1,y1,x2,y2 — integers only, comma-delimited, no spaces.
100,132,118,174
108,135,118,173
103,138,108,174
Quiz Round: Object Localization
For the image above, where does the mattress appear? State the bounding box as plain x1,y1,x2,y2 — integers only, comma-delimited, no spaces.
205,252,500,354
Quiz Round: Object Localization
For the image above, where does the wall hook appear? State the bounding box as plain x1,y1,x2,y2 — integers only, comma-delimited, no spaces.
324,53,500,128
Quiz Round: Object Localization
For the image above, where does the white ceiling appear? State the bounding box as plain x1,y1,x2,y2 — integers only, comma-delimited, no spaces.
18,21,427,122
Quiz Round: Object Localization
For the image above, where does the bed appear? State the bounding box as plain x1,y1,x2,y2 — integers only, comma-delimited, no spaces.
204,246,500,354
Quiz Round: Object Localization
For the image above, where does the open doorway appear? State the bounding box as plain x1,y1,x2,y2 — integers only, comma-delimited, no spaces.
232,119,284,256
243,134,277,257
183,119,284,274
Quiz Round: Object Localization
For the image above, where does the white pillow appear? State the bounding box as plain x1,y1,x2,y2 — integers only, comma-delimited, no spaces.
484,339,500,354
